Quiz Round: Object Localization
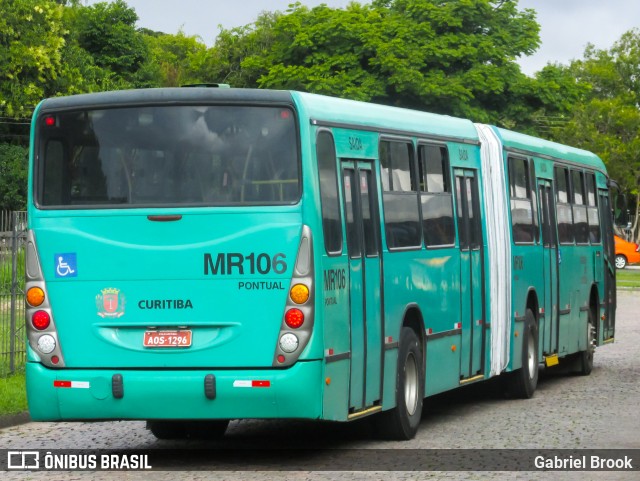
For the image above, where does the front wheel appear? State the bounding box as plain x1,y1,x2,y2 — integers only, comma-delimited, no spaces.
615,255,627,269
374,327,423,440
506,309,538,399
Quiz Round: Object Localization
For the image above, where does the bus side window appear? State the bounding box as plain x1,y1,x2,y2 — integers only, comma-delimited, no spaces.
418,144,455,247
586,172,601,244
508,156,535,244
316,131,343,255
379,140,421,249
554,165,574,244
572,170,589,244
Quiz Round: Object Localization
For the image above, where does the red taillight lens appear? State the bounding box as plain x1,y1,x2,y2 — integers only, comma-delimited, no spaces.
32,310,51,330
635,244,639,252
285,308,304,329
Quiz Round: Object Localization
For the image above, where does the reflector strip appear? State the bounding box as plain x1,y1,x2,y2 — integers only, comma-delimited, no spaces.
233,380,271,388
53,381,90,389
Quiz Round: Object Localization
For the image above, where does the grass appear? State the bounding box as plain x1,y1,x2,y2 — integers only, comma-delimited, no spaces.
0,371,27,416
617,267,640,288
0,248,25,292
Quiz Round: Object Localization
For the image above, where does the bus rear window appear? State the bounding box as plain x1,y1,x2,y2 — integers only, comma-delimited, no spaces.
37,105,300,207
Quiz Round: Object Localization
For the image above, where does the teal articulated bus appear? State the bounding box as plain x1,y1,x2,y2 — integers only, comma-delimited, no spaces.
25,88,616,440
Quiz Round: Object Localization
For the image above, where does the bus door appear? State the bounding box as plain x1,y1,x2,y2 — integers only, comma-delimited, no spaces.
341,160,383,410
598,189,616,340
454,169,485,381
538,179,559,355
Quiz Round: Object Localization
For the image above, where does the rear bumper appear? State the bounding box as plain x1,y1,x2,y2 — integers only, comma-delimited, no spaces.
26,361,323,421
628,252,640,265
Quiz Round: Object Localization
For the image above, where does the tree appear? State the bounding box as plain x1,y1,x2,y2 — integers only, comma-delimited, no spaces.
0,0,67,116
236,0,541,126
143,30,209,87
554,30,640,241
0,144,28,211
72,0,150,88
208,12,280,88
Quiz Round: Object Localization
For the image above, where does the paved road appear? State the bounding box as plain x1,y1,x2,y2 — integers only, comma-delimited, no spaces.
1,291,638,480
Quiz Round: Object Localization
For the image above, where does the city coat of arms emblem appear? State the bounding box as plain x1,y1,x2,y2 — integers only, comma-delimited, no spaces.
96,288,126,318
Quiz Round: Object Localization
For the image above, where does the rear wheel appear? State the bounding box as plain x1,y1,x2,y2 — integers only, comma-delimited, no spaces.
147,420,229,440
575,309,596,376
615,255,627,269
506,309,538,399
374,327,423,440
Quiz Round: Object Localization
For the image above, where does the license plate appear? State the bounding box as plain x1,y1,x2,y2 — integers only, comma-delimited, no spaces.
143,330,192,348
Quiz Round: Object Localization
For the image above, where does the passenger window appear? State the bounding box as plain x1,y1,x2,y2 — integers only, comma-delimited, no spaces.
379,140,421,249
555,166,573,244
418,144,455,247
571,170,589,244
508,156,535,244
316,131,342,255
586,172,601,244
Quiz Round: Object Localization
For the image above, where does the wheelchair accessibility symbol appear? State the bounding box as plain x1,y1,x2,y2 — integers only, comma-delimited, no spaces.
55,253,77,278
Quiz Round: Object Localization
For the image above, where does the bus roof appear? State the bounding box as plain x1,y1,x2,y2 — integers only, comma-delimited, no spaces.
292,91,479,143
36,87,295,113
493,126,607,173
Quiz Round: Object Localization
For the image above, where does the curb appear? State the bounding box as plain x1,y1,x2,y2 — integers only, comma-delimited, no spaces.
0,412,30,430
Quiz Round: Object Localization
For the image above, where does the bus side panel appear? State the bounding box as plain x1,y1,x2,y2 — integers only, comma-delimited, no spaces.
421,249,463,396
509,244,544,371
425,335,462,396
320,255,351,421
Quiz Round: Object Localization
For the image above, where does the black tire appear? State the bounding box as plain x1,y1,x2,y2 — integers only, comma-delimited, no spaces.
147,420,229,440
506,309,538,399
615,254,627,269
147,420,187,440
184,420,229,440
374,327,424,440
576,309,596,376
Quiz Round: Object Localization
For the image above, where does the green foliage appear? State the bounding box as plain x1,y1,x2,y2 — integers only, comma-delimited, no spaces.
0,0,66,116
208,12,281,88
143,30,209,87
0,144,28,211
71,0,150,88
553,30,640,241
237,0,541,126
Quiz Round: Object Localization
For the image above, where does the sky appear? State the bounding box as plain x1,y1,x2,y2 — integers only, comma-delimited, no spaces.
87,0,640,76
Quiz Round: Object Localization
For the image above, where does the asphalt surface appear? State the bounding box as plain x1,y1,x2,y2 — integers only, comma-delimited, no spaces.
1,291,638,480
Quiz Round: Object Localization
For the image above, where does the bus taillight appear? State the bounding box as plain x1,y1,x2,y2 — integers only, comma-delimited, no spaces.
272,225,315,367
26,286,45,307
25,229,66,367
285,308,304,328
32,311,51,330
289,284,309,304
279,333,299,353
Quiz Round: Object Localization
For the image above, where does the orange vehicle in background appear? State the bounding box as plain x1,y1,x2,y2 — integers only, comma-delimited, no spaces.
614,235,640,269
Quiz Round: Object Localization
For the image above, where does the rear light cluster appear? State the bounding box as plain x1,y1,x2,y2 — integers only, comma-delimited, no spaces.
273,226,315,367
636,243,639,253
25,230,65,367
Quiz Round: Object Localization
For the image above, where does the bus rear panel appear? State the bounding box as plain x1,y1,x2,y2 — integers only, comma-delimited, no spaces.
26,90,323,421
